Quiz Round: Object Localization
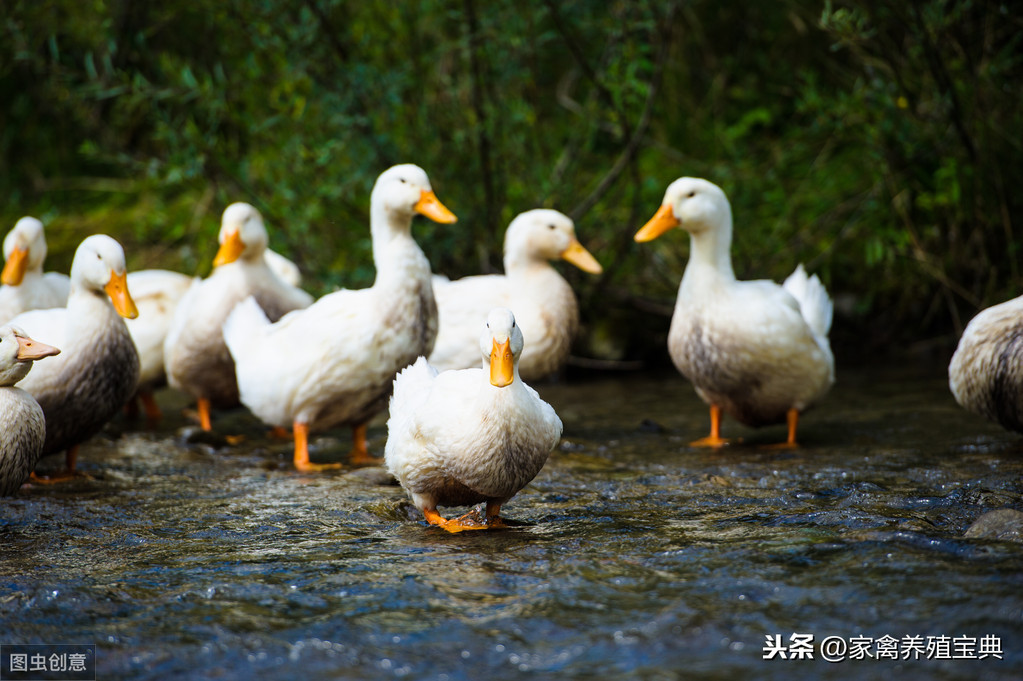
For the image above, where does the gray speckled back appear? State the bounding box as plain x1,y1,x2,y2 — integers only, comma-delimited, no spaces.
0,387,46,495
36,326,139,457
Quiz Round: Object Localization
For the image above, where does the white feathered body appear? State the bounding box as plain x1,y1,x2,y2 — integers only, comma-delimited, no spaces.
125,269,196,388
385,357,562,512
949,294,1023,433
430,265,578,380
0,385,46,495
13,290,140,456
164,259,312,407
0,271,70,322
669,261,834,427
224,233,437,430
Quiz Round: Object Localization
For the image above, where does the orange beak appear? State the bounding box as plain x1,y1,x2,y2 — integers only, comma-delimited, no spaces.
15,333,61,361
414,190,458,224
213,229,245,267
104,270,139,319
634,203,680,243
561,239,603,274
489,338,514,387
2,245,29,286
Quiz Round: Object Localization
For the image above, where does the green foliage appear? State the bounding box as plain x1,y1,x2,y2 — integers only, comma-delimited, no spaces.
0,0,1020,360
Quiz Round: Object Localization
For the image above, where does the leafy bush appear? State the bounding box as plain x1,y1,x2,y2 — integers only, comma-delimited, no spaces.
1,0,1019,363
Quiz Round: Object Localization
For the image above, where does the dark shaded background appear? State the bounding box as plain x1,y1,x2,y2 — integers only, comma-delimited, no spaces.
2,0,1019,367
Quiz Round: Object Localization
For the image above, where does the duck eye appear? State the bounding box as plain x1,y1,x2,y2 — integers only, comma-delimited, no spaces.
548,224,556,230
399,178,407,184
687,191,696,198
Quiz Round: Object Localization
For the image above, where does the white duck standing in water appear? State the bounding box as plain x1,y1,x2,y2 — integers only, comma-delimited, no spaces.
385,307,563,532
0,325,60,495
224,164,457,472
429,209,602,380
164,202,313,431
0,217,70,322
948,293,1023,434
634,177,834,447
11,235,140,479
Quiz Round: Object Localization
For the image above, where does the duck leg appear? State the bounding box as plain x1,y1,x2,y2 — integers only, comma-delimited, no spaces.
423,507,495,533
423,502,508,533
764,409,800,449
139,389,162,426
690,404,733,447
197,398,213,431
29,445,87,483
124,395,140,420
348,423,377,465
484,500,508,529
293,421,341,472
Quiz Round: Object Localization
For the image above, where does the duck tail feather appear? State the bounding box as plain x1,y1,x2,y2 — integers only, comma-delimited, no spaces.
783,263,833,338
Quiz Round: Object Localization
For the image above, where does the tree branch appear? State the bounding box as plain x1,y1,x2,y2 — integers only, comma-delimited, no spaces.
463,0,499,266
569,2,678,221
542,0,627,137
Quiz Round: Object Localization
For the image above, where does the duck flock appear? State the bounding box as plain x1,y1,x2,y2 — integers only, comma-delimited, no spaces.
1,164,1020,532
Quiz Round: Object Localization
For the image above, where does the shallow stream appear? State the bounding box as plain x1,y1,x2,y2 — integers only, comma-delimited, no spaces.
2,365,1022,680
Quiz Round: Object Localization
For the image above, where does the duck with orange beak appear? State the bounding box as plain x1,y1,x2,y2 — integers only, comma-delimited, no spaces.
385,307,563,532
0,324,61,494
634,177,834,448
8,235,141,480
224,164,459,472
164,202,313,432
0,217,70,322
429,209,603,380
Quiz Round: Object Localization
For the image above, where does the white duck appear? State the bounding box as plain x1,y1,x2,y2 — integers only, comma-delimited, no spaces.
0,217,70,322
11,235,140,479
0,325,60,495
949,293,1023,433
124,269,197,422
263,248,303,288
386,308,562,532
164,202,314,431
634,177,834,447
223,164,457,471
429,209,603,380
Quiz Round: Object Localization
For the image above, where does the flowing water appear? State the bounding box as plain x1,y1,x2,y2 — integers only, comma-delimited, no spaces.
2,365,1022,680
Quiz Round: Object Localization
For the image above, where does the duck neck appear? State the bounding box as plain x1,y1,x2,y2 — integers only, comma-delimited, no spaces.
66,285,125,342
504,250,557,279
370,203,431,290
682,223,735,289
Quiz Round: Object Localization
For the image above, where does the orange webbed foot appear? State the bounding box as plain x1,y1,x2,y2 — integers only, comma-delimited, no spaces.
423,506,508,533
28,470,92,485
689,435,735,448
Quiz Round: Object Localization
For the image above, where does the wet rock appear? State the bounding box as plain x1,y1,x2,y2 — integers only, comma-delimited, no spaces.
176,426,231,449
965,509,1023,542
346,467,397,486
638,419,665,433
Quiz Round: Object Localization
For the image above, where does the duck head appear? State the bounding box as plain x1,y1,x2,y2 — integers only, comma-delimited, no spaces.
2,217,47,286
504,209,602,274
634,177,732,242
480,307,523,388
372,164,457,226
0,324,60,386
214,203,269,267
71,235,138,319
